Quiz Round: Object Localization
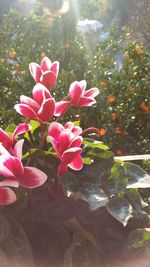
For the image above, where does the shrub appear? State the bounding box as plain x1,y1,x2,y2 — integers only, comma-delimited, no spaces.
0,11,149,156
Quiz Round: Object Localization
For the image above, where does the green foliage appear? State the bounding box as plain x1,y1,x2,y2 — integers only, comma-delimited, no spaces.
81,29,150,155
61,142,150,228
0,11,149,156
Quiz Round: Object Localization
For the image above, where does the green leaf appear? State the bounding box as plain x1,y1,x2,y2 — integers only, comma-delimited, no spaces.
72,121,80,126
87,149,114,159
124,162,150,188
24,120,40,141
83,138,109,150
105,162,128,194
125,189,149,220
106,196,133,226
5,124,17,136
61,173,108,210
125,228,150,255
22,148,55,160
83,157,93,165
80,161,112,185
80,183,108,210
29,120,40,134
125,189,148,209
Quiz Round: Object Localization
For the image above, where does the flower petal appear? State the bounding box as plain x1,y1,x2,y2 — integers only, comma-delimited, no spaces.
20,95,39,111
14,104,37,119
72,126,82,136
0,155,23,177
0,178,19,188
64,121,74,131
0,143,10,156
69,136,83,148
48,136,60,157
58,162,68,177
4,156,24,177
84,87,99,98
50,61,59,77
48,122,64,141
0,187,17,205
32,83,52,105
40,71,57,88
0,155,16,177
79,80,87,92
41,56,52,72
68,154,83,171
78,97,96,107
55,101,70,116
69,81,83,105
61,147,82,164
58,130,74,153
0,128,12,148
13,139,24,160
29,63,42,83
18,167,47,188
64,122,82,136
12,123,31,139
37,98,55,122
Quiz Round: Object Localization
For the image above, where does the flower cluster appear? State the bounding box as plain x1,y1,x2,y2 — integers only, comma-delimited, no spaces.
48,122,83,177
0,139,47,205
0,56,99,205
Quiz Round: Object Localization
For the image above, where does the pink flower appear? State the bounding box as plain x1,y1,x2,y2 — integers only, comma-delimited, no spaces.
0,140,47,205
54,101,70,116
0,187,17,205
0,123,31,155
69,80,99,107
29,56,59,89
54,80,99,116
14,83,55,122
48,122,83,177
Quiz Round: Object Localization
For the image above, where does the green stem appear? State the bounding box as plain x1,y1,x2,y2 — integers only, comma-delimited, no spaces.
28,130,34,145
39,122,48,150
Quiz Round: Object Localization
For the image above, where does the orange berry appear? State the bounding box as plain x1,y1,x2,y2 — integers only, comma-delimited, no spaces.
108,95,116,103
15,69,21,75
100,81,107,87
139,102,149,112
135,44,142,56
112,113,117,121
115,149,123,156
99,128,107,136
115,127,122,134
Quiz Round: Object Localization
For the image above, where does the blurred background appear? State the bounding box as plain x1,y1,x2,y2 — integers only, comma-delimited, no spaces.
0,0,150,157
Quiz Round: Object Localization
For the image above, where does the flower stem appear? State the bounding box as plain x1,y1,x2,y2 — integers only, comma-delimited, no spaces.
81,127,100,136
28,130,34,145
39,123,48,150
